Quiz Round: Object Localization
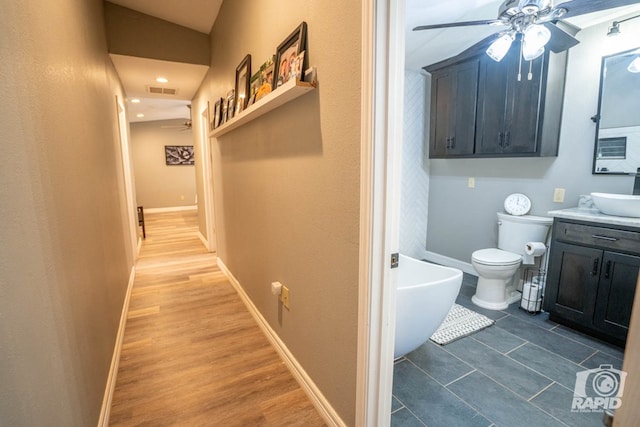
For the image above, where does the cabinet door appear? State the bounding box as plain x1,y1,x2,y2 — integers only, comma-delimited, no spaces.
429,60,478,157
545,242,601,325
593,252,640,342
475,48,544,155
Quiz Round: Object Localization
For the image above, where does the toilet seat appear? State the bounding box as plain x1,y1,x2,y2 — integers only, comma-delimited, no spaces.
472,248,521,266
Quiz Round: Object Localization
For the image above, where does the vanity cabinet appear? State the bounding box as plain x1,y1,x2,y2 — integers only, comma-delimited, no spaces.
544,218,640,346
429,59,478,157
425,43,567,159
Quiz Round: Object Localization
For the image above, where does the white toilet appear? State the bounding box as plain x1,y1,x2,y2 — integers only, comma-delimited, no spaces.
471,212,552,310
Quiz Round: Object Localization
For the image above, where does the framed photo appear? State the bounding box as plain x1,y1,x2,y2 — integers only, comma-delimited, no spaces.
226,89,235,120
165,146,194,166
212,98,223,129
274,22,307,89
234,54,251,115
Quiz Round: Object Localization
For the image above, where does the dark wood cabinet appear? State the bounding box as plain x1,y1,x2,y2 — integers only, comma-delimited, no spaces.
544,218,640,346
475,48,543,155
429,59,478,157
425,41,567,159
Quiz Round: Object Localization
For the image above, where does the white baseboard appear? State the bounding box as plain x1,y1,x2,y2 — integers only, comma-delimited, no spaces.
216,258,346,427
143,205,197,214
424,251,477,276
98,266,136,426
197,231,209,249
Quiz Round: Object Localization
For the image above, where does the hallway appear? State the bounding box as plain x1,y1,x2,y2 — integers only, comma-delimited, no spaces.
109,210,325,426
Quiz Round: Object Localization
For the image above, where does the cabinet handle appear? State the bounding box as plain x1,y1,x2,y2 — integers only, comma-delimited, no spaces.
446,137,451,149
450,136,455,149
505,131,511,147
592,258,600,277
604,260,612,279
498,132,504,147
592,234,618,242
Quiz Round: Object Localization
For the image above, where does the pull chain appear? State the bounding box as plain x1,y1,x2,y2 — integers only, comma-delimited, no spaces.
528,59,533,81
518,40,523,81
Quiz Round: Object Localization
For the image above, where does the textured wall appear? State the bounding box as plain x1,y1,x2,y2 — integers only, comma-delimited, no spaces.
192,0,362,423
425,16,640,264
131,119,197,208
0,0,132,424
400,70,430,260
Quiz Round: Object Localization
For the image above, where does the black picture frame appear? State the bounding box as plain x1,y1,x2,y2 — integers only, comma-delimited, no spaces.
274,22,308,89
226,89,235,120
234,54,251,115
212,98,223,129
165,146,194,166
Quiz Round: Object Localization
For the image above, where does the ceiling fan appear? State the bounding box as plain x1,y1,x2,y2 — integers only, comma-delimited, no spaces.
160,105,192,131
414,0,640,62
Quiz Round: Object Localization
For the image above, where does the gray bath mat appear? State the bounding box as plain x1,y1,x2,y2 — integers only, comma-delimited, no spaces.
430,304,495,345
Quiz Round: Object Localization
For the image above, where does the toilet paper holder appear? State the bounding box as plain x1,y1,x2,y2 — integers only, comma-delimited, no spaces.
520,267,546,314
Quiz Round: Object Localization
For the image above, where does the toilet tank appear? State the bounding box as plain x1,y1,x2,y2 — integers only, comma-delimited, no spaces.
497,212,553,255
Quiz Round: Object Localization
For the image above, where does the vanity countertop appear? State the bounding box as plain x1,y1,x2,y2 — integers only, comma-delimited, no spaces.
548,208,640,229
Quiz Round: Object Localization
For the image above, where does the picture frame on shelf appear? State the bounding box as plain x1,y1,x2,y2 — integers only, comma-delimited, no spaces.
212,98,223,129
274,22,307,89
226,89,235,121
234,54,251,115
207,101,214,132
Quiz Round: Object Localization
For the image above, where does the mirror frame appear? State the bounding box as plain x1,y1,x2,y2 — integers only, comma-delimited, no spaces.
592,47,640,175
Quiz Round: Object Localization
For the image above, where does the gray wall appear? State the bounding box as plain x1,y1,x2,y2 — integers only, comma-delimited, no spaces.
400,70,430,260
131,119,197,208
0,0,133,424
192,0,361,423
425,17,640,265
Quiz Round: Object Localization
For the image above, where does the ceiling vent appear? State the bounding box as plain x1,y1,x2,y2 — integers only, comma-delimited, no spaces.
146,86,178,95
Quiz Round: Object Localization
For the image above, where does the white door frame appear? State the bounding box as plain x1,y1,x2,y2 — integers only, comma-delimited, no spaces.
200,106,217,252
356,0,405,425
115,96,139,259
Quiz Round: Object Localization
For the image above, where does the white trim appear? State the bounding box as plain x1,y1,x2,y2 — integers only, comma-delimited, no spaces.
136,236,142,257
200,107,217,253
216,258,346,427
197,231,209,249
144,205,197,214
356,1,405,425
424,251,478,276
98,266,136,427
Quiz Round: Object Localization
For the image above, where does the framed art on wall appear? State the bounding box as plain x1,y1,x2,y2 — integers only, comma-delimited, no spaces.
165,146,194,165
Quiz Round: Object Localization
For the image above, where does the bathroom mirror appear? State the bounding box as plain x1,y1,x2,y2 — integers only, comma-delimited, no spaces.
593,47,640,174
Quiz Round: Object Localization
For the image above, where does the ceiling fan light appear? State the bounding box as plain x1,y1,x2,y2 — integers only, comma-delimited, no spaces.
523,44,545,61
523,24,551,55
628,57,640,73
486,33,514,62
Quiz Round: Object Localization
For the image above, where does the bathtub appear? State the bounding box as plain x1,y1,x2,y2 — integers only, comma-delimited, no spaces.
394,254,463,358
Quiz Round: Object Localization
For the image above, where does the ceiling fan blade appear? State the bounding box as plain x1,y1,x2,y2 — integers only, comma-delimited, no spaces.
413,19,504,31
543,22,580,53
560,0,640,19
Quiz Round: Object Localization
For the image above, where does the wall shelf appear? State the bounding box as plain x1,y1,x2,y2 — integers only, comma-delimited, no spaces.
209,78,316,138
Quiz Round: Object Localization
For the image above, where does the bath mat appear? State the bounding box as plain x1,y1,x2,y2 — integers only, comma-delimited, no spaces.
430,304,495,345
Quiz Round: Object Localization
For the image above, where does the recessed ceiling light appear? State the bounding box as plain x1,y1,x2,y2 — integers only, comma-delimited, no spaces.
131,98,141,103
156,77,168,83
137,113,144,118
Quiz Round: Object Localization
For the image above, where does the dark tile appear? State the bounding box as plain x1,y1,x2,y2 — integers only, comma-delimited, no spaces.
455,293,510,321
581,351,624,371
406,341,474,385
391,408,425,427
471,324,526,354
531,382,605,427
445,337,553,399
508,343,584,390
496,315,596,363
447,371,565,427
391,396,404,413
393,361,489,427
552,325,625,360
502,303,558,330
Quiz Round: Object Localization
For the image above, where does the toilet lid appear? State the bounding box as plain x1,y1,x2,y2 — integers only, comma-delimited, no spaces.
472,248,521,266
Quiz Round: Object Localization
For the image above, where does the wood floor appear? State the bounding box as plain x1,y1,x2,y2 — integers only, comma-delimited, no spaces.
109,210,325,426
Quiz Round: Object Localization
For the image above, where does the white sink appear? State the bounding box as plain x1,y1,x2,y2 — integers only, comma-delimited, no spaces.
591,193,640,218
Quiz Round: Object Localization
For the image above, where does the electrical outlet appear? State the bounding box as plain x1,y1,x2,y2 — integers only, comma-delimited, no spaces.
553,188,565,203
280,285,290,309
180,194,185,201
468,177,475,188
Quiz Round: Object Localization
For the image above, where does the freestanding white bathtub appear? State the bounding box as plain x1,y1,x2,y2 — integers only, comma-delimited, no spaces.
394,254,463,358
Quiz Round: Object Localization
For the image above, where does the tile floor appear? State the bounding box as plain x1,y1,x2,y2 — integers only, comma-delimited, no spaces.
391,273,625,427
